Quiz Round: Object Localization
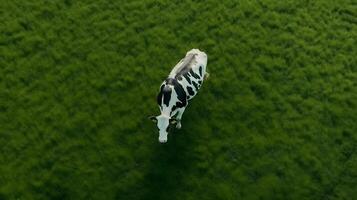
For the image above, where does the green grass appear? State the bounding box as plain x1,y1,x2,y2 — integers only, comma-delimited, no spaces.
1,0,357,199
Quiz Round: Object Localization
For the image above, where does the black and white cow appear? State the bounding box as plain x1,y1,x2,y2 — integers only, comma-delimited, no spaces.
149,49,208,143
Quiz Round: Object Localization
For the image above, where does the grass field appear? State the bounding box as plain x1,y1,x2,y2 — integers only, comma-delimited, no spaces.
1,0,357,199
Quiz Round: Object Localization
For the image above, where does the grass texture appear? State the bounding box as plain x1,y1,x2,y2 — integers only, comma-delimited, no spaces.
0,0,356,199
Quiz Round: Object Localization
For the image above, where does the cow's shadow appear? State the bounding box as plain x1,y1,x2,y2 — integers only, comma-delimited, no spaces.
139,125,196,200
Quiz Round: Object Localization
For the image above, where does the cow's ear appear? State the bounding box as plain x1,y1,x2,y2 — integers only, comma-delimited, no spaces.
149,116,157,123
170,118,178,125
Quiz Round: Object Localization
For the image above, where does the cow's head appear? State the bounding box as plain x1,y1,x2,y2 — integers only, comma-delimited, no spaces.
149,115,177,143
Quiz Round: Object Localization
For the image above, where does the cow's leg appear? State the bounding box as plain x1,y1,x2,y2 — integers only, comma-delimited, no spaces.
175,107,186,129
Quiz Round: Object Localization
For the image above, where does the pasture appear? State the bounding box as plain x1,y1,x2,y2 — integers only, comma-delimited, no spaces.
0,0,356,199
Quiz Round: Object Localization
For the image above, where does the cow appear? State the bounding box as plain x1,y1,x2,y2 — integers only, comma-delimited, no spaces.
149,49,209,143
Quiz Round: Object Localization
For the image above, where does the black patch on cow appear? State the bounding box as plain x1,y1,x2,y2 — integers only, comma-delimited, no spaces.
187,96,190,99
183,73,192,84
187,86,195,96
189,69,200,79
174,81,187,107
162,85,172,107
192,81,199,91
198,80,202,84
176,101,185,108
163,78,187,107
170,105,177,115
157,84,165,106
199,66,203,76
